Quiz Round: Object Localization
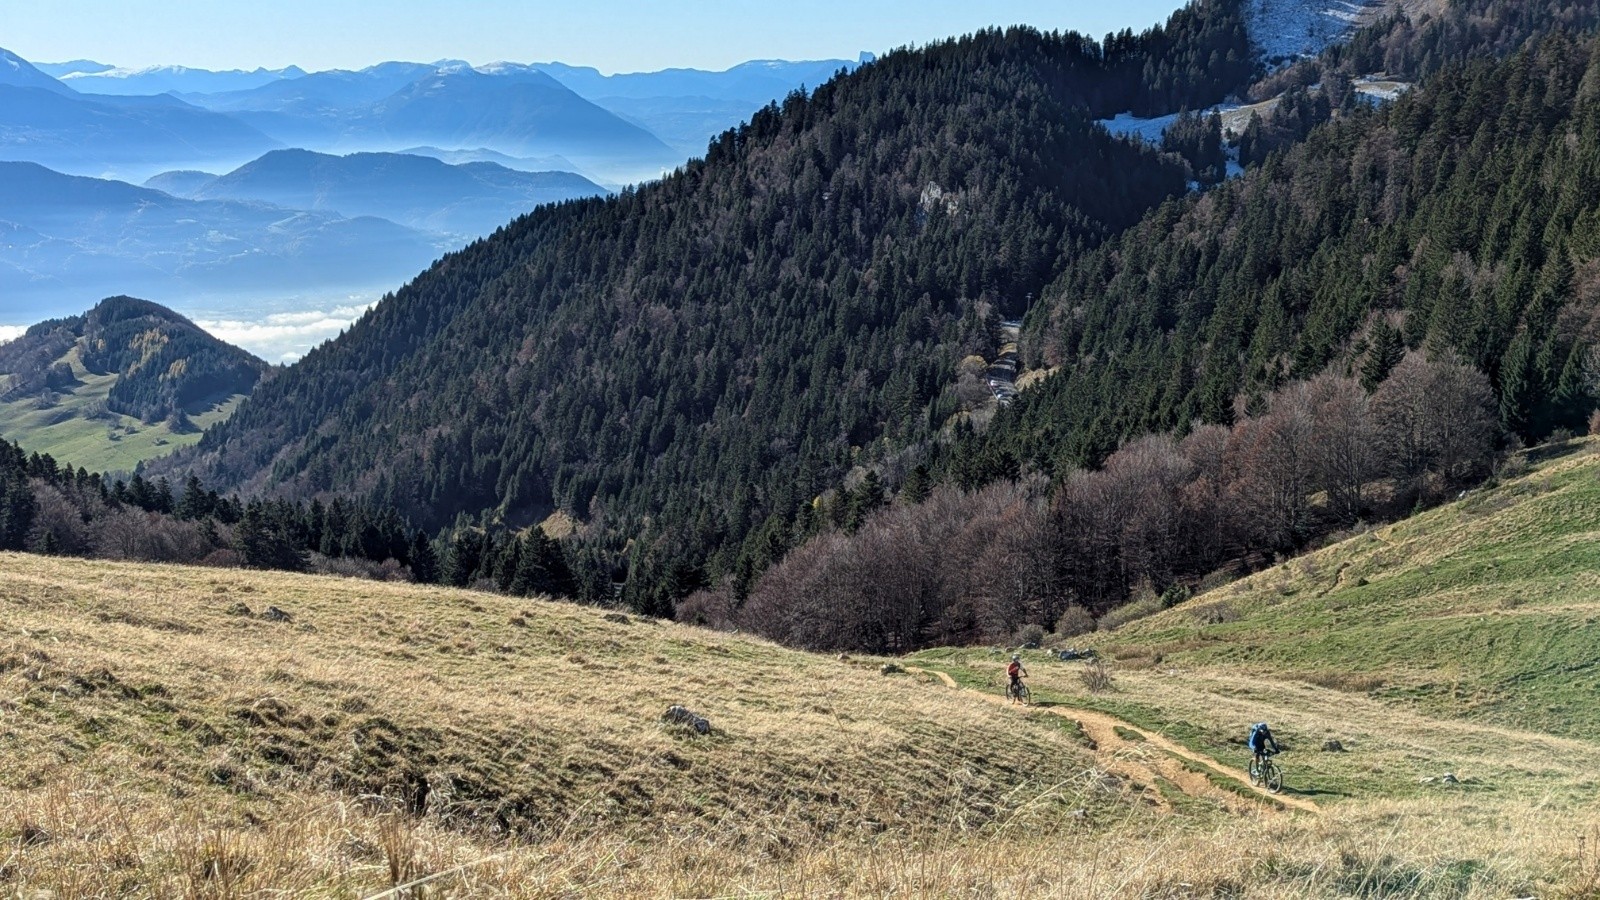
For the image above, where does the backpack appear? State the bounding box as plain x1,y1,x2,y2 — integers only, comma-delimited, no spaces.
1249,723,1268,744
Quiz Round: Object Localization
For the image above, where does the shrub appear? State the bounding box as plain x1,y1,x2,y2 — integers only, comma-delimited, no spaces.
1159,584,1192,608
1189,601,1239,625
1011,623,1046,648
1051,605,1096,640
1496,454,1531,481
1080,658,1115,693
676,585,739,631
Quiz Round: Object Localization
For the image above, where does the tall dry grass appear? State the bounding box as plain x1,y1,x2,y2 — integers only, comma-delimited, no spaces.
4,552,1599,897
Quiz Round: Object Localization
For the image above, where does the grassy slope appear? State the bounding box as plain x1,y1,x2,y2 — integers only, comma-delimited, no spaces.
903,442,1600,897
1109,440,1600,737
0,349,242,474
11,447,1600,895
0,553,1166,896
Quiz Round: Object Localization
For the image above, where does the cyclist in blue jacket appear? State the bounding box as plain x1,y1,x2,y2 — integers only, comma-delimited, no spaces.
1248,721,1280,768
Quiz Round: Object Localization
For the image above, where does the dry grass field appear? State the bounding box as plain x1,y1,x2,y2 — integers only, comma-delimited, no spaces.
8,445,1600,896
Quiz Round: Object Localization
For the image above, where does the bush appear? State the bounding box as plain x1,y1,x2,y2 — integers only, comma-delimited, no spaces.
1011,623,1046,648
1159,584,1192,608
1050,605,1096,640
1079,658,1115,693
1495,454,1531,481
676,585,739,631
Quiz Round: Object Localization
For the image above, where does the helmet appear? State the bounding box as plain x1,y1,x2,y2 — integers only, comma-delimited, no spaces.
1012,654,1021,662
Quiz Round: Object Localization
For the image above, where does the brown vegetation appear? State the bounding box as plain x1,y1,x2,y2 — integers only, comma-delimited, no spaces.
734,355,1498,652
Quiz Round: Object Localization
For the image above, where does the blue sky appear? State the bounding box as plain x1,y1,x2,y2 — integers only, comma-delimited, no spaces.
5,1,1187,73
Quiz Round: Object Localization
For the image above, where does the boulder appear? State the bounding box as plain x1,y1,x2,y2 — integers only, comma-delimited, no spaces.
662,705,711,735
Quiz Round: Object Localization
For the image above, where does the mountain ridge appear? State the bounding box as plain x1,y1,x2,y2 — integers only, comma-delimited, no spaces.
0,296,267,471
158,6,1261,610
157,148,607,237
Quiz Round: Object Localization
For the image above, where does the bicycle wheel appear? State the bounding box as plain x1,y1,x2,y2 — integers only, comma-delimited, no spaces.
1016,683,1031,705
1248,758,1261,786
1264,761,1283,793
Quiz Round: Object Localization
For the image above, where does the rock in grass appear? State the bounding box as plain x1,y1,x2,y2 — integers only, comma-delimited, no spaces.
662,705,711,735
1322,740,1346,752
261,606,293,622
602,612,631,625
880,663,904,675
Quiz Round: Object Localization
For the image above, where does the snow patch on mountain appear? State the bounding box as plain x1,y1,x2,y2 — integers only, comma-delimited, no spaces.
1245,0,1380,65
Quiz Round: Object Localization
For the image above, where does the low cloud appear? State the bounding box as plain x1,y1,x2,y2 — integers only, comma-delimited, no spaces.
0,325,25,344
194,303,375,363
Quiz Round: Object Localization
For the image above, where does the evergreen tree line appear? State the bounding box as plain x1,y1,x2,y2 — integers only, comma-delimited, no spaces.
709,353,1499,653
946,32,1600,492
151,2,1600,626
0,439,580,601
161,3,1264,617
1239,0,1600,171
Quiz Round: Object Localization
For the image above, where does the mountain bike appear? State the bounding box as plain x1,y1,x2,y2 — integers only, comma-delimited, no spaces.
1249,750,1283,793
1006,679,1031,705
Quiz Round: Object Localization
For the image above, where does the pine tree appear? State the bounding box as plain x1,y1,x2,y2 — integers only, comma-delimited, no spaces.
1361,320,1406,393
409,530,441,584
234,502,307,572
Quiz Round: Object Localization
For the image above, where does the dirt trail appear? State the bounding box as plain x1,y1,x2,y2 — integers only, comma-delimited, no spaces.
905,667,1319,814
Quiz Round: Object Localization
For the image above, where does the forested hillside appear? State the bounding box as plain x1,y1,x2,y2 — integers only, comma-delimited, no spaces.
713,25,1600,652
948,30,1600,489
0,297,267,425
166,1,1259,614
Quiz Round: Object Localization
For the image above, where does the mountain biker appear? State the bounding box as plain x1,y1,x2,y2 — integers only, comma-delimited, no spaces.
1007,654,1028,700
1248,721,1280,768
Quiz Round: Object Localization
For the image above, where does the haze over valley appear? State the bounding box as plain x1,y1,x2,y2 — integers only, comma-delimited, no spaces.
0,47,869,359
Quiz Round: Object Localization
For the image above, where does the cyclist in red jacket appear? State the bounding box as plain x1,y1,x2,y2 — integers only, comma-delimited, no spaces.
1006,654,1028,701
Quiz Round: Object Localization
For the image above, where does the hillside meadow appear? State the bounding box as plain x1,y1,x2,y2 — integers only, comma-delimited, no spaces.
7,444,1600,894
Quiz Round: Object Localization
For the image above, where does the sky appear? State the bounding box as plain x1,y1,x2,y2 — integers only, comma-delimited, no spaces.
4,1,1187,73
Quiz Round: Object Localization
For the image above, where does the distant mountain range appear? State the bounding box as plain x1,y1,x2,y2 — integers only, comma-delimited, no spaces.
20,52,865,177
0,160,444,320
149,149,606,237
0,49,281,178
0,44,877,358
52,62,308,96
1,48,76,94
